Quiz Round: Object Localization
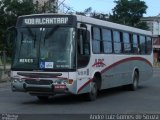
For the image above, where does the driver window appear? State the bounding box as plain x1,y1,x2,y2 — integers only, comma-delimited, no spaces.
77,29,90,55
77,28,90,68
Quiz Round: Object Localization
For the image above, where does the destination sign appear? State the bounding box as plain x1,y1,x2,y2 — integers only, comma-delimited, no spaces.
16,15,76,27
24,17,69,25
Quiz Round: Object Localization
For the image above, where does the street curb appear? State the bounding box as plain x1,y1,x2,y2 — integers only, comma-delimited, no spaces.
0,69,10,83
0,77,9,83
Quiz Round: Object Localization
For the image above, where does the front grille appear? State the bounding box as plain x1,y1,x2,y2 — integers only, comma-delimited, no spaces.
25,79,53,85
25,87,53,92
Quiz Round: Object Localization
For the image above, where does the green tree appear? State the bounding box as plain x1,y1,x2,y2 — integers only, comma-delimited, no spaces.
76,7,108,21
76,7,92,16
2,0,35,27
109,0,149,30
91,12,108,21
0,1,5,50
0,0,35,55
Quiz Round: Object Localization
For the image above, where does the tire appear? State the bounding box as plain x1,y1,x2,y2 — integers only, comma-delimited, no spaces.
129,71,139,91
37,96,49,101
85,82,98,101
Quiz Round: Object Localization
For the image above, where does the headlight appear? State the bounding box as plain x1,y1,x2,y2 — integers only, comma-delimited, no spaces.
54,79,67,85
53,79,74,85
11,78,23,83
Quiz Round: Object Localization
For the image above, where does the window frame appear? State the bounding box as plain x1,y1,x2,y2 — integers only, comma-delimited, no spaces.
102,28,113,54
92,27,101,54
122,32,131,54
113,30,122,54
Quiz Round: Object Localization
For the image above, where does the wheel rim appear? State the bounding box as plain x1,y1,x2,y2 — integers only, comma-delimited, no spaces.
133,79,138,88
133,72,138,89
90,82,97,97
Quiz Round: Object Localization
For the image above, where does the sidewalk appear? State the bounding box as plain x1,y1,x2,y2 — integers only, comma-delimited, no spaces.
0,64,10,83
0,73,10,83
0,79,10,91
0,76,10,83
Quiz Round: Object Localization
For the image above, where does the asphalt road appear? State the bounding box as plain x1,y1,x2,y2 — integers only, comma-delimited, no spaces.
0,68,160,119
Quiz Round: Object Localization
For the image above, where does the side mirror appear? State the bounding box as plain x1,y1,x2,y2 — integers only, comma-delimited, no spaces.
7,26,16,31
5,26,15,46
4,26,16,56
80,24,87,29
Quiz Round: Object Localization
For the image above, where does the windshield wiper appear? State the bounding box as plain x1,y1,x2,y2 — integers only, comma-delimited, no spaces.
34,32,36,48
26,27,37,48
43,26,60,46
44,25,60,40
26,27,34,37
18,32,24,57
43,30,49,46
21,32,24,44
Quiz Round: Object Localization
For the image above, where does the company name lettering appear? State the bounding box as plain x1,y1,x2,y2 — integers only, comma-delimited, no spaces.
24,17,68,25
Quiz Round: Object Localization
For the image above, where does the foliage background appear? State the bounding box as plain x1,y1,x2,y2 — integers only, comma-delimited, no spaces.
0,0,149,56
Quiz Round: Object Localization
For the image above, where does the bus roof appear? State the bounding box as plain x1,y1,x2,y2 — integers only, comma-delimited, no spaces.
18,13,152,36
76,15,152,36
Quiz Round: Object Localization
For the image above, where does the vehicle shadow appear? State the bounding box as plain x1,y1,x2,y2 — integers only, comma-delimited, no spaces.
22,85,147,105
98,85,146,99
22,94,86,105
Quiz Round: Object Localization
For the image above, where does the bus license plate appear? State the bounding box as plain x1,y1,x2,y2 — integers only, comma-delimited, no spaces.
54,85,66,89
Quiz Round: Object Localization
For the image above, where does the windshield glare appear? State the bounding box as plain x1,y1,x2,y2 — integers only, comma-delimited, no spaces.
12,27,76,70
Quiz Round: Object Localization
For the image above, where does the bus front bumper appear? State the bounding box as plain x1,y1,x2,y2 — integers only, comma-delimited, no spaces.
11,78,76,95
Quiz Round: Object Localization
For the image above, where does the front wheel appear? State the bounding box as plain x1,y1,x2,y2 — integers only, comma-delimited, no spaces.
85,82,98,101
129,71,139,91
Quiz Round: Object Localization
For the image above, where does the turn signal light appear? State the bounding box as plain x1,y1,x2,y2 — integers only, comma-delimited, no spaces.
68,79,74,84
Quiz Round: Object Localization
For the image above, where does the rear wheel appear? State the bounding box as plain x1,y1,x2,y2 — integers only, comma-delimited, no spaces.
85,82,98,101
129,71,139,91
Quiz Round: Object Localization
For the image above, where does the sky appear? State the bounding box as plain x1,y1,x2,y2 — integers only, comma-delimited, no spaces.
63,0,160,17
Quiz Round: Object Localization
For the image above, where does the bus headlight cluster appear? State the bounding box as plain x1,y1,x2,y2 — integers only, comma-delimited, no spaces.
53,79,74,85
11,78,23,83
54,79,67,85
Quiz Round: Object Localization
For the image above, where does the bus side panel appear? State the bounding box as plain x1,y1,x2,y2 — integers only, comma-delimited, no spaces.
101,56,133,89
68,72,77,94
100,56,152,90
135,59,153,83
76,68,91,94
100,55,114,89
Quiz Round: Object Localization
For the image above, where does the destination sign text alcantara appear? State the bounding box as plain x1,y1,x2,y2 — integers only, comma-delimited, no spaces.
24,17,69,25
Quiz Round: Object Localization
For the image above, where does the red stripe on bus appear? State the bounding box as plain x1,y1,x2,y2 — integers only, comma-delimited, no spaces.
77,57,152,93
101,57,152,74
77,79,93,93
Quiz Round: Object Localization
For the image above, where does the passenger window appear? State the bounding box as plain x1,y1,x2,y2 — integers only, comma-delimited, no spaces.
132,34,139,54
139,35,146,54
102,29,112,53
123,32,131,53
113,31,121,54
92,27,101,53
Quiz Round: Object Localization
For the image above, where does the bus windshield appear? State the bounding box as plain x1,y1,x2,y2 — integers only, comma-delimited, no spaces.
12,26,76,71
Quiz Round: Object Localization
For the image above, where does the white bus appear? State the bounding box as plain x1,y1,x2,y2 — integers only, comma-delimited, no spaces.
10,13,153,101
